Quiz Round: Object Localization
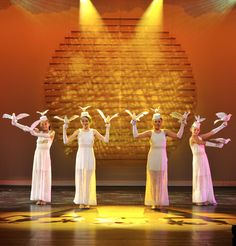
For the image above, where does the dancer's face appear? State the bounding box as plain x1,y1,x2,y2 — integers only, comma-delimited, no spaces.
191,126,200,135
81,117,90,129
40,120,50,132
153,118,162,129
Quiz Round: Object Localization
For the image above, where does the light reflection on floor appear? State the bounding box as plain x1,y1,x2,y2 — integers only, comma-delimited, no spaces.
1,187,236,245
0,205,235,231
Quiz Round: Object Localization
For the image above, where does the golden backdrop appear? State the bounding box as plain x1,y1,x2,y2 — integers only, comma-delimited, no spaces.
44,18,196,159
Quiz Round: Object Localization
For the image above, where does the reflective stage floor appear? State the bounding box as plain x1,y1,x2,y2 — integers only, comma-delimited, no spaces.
0,186,236,245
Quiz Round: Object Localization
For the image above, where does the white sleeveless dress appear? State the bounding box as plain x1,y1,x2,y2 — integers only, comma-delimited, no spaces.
74,129,97,205
30,131,53,202
145,130,169,206
190,139,217,204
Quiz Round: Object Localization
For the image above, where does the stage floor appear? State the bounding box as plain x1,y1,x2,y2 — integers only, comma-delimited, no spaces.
0,186,236,245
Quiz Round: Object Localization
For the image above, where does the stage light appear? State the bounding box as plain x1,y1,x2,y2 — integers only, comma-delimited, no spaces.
79,0,104,30
134,0,163,51
142,0,163,26
135,0,163,37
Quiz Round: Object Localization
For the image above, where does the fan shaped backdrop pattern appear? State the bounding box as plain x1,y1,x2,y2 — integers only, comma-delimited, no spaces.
44,18,197,159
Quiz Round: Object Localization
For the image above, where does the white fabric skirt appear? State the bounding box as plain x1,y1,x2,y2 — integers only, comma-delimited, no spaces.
30,148,51,202
145,169,169,206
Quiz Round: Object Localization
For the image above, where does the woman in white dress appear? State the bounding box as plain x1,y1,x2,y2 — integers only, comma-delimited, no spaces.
189,116,227,206
12,115,55,205
132,110,187,209
63,109,110,209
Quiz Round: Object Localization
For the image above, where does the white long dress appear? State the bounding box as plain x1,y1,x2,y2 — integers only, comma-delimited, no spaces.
190,139,217,204
145,130,169,206
74,129,97,205
30,131,53,202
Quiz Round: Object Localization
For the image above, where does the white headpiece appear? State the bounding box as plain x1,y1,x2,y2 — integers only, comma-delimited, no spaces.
192,115,206,129
81,111,91,119
36,110,49,121
151,107,161,120
79,106,91,119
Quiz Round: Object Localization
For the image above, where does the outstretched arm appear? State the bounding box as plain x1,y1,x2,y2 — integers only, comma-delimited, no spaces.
190,135,223,148
12,117,30,132
200,122,227,140
165,122,185,139
132,120,152,139
63,124,78,144
94,124,110,143
30,130,55,140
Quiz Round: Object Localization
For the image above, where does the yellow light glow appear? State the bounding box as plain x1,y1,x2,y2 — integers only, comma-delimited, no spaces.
144,0,163,25
1,206,236,231
136,0,163,33
79,0,104,31
134,0,163,49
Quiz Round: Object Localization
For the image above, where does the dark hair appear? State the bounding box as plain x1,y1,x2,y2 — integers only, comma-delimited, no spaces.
81,116,92,123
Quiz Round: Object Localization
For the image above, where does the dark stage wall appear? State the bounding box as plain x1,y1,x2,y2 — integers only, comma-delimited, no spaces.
0,1,236,185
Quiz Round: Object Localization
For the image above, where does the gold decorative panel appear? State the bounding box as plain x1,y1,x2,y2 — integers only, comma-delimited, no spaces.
44,18,197,159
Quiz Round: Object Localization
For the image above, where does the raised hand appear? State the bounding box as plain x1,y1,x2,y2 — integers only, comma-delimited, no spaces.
214,112,232,125
170,111,190,125
97,109,119,124
125,109,148,123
